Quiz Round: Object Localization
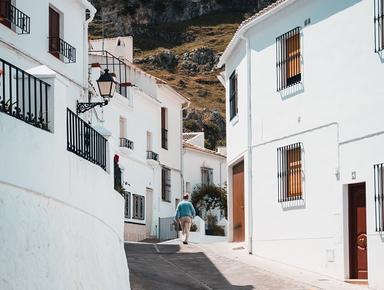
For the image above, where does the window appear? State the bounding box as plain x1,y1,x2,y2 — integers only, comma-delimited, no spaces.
229,71,238,120
277,143,303,202
114,154,122,192
161,107,168,150
276,27,302,91
124,192,131,219
374,0,384,52
186,181,191,193
133,194,145,220
162,167,171,202
0,0,12,29
146,131,152,151
374,163,384,232
120,117,127,139
49,7,61,59
201,167,213,186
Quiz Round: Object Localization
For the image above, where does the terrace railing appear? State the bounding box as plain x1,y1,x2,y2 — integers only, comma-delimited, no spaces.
67,109,107,170
146,150,159,162
0,57,50,130
120,137,134,150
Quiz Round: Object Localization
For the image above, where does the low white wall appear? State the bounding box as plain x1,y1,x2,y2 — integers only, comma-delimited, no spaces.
189,217,227,244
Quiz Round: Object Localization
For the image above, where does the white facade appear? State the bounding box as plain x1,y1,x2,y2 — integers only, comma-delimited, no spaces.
220,0,384,289
182,132,227,222
0,1,130,289
89,38,188,241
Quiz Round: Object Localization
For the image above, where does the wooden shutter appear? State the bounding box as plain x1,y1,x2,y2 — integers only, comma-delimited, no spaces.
49,7,60,57
0,0,11,28
161,108,166,129
287,147,302,197
286,33,300,79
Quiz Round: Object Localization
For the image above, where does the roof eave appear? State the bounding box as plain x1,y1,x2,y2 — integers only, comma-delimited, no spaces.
218,0,297,68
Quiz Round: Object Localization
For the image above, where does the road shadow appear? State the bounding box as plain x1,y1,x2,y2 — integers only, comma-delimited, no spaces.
125,243,254,290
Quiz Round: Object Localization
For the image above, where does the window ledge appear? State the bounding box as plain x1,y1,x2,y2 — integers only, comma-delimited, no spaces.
230,115,239,126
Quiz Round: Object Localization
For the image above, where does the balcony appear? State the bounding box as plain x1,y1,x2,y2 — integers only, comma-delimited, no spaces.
0,1,30,34
66,109,107,170
146,150,159,166
49,37,76,63
161,128,168,150
0,57,50,131
120,137,134,152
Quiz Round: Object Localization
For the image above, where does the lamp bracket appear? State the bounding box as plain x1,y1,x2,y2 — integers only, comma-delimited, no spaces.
76,100,108,114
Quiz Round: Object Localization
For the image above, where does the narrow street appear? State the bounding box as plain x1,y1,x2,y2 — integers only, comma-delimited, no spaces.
125,242,315,290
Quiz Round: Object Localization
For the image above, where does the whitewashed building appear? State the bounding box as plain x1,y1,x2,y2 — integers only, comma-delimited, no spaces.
0,1,130,289
219,0,384,288
89,37,189,242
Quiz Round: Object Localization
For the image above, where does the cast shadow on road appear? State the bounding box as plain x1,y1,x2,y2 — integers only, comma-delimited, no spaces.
125,243,254,290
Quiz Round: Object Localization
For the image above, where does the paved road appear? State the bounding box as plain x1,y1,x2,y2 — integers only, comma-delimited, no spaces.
125,242,316,290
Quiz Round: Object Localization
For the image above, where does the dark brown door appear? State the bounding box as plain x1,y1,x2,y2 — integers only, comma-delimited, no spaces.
49,7,60,58
232,161,245,242
0,0,11,28
349,183,368,279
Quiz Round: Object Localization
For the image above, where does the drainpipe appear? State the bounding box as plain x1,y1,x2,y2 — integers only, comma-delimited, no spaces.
240,34,253,254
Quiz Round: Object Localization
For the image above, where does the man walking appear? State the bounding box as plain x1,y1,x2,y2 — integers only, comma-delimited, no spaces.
175,193,196,244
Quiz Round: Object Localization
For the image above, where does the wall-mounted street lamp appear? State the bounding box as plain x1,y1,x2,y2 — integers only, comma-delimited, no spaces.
77,69,116,114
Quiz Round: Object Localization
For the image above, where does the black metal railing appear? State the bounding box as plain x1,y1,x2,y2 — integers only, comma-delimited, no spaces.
49,37,76,63
66,109,107,170
276,27,302,91
161,128,168,150
146,150,159,161
374,0,384,53
120,137,134,150
0,57,50,130
277,143,303,202
374,163,384,232
89,50,132,98
0,1,30,34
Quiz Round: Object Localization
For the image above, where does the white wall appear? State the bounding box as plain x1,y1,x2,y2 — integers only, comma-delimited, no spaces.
223,0,384,287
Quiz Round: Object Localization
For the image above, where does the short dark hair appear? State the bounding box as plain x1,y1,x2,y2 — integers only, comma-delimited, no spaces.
183,193,189,200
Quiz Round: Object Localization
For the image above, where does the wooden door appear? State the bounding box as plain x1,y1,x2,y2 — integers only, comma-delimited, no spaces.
0,0,11,28
349,183,368,279
232,161,245,242
49,7,60,58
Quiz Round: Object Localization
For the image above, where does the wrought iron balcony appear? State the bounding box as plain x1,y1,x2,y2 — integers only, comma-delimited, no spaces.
0,57,50,130
49,37,76,63
0,1,30,34
120,137,134,150
146,150,159,162
67,109,107,170
161,128,168,150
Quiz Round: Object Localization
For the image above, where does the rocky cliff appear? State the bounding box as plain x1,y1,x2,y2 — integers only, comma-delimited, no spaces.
89,0,276,149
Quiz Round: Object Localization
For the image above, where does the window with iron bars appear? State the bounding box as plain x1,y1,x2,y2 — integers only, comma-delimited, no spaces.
276,27,302,91
374,0,384,52
201,167,213,186
277,143,303,202
162,167,171,202
124,192,131,219
373,163,384,231
229,71,238,120
132,194,145,220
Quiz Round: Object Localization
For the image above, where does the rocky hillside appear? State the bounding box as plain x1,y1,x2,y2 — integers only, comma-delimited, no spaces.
89,0,276,149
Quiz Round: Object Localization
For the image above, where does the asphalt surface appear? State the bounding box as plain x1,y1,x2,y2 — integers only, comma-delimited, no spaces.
125,242,315,290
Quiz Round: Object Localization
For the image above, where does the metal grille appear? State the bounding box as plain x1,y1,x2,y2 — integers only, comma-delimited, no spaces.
133,194,145,220
201,167,213,186
0,57,50,130
375,0,384,52
162,128,168,150
229,71,237,120
124,192,131,219
0,1,30,34
374,163,384,231
162,167,171,202
66,109,107,170
277,143,303,202
276,27,302,91
48,37,76,63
